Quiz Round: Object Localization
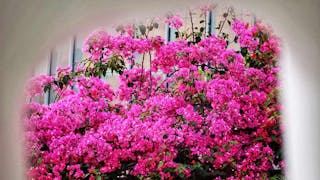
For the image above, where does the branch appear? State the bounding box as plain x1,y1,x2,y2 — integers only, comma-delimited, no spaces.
148,51,152,97
155,68,178,92
189,10,195,43
139,53,145,92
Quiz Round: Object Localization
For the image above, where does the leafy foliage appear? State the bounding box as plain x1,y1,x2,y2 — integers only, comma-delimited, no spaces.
24,6,284,180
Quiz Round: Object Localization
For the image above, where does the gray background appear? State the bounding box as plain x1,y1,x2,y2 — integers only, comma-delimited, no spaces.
0,0,319,179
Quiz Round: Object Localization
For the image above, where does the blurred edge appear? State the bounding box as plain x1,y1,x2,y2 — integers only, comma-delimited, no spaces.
0,0,319,179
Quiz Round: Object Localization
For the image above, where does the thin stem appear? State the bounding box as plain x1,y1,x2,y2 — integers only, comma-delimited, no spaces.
218,7,235,37
155,68,178,92
218,17,226,37
204,12,207,38
54,88,66,103
148,51,152,97
189,10,195,43
145,18,155,38
140,53,145,92
175,28,181,40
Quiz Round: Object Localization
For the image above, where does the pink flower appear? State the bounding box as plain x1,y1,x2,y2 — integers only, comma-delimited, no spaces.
124,24,135,37
164,15,183,29
25,74,54,98
24,11,282,179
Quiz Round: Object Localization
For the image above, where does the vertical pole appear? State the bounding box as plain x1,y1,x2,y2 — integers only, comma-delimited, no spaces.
206,11,212,36
165,23,171,43
70,36,76,73
165,23,171,89
45,51,53,105
210,9,216,35
69,36,76,89
252,14,256,26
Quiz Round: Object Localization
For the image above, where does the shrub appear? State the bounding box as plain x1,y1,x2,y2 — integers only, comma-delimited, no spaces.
24,6,284,180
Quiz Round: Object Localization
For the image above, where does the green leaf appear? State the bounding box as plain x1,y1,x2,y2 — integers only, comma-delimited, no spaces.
158,161,164,168
152,22,159,29
91,168,99,175
127,82,134,87
223,13,228,18
270,175,285,180
37,158,42,165
175,31,179,38
53,80,58,86
84,173,90,178
255,136,264,141
262,33,269,41
96,175,102,180
139,25,146,35
200,27,205,33
230,140,237,145
62,75,70,85
234,36,238,43
193,161,202,169
228,57,235,63
163,134,168,139
223,144,230,151
264,99,272,107
147,25,153,31
271,135,278,142
240,47,248,56
44,84,51,93
195,36,201,43
57,81,64,90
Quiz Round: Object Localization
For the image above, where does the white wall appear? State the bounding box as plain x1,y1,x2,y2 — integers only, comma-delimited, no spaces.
0,0,319,179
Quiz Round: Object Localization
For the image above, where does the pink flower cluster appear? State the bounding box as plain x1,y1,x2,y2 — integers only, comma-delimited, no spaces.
152,34,227,74
232,20,259,52
164,15,184,29
117,67,161,101
82,31,164,63
24,14,283,180
25,75,54,98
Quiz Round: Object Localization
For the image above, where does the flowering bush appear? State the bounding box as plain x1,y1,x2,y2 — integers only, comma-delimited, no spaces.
24,7,284,180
